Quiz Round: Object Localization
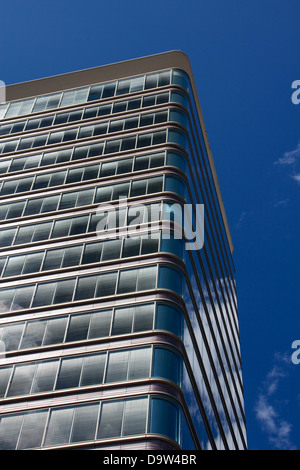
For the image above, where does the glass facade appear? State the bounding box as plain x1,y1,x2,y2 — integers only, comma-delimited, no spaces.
0,53,246,450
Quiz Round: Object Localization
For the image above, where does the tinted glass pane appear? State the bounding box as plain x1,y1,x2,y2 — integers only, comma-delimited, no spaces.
41,152,57,166
82,164,99,180
101,239,121,261
102,82,116,98
3,257,23,277
128,348,151,380
44,407,74,446
81,242,102,265
133,304,154,332
0,414,23,450
52,219,71,238
117,269,137,294
76,189,94,207
1,323,24,351
112,307,133,335
155,303,182,337
96,272,117,297
74,276,97,301
18,177,34,193
105,350,129,383
14,226,33,245
104,140,120,154
98,401,124,439
127,98,141,110
122,398,147,436
49,171,66,187
88,85,103,101
137,267,156,291
72,146,89,160
22,253,43,274
120,136,136,151
7,202,24,219
95,186,112,203
56,150,72,163
7,363,36,397
122,237,140,258
20,320,46,349
1,181,17,195
59,193,77,210
100,161,116,177
54,113,68,125
88,310,112,339
69,216,88,236
0,367,11,398
56,357,83,390
43,317,67,345
32,222,52,242
13,286,35,310
66,168,83,184
147,177,163,194
31,360,58,393
70,404,99,443
150,398,178,442
41,196,59,213
61,246,82,267
0,288,14,311
140,233,159,254
116,158,132,174
66,314,90,342
0,228,16,247
23,199,43,216
130,180,146,197
53,279,76,304
17,410,48,449
43,249,64,271
153,348,180,385
152,130,166,145
32,282,56,307
80,354,105,386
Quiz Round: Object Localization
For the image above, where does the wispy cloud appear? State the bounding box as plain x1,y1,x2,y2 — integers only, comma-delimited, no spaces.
234,211,247,230
273,198,289,208
291,173,300,185
254,354,297,450
274,141,300,187
275,141,300,166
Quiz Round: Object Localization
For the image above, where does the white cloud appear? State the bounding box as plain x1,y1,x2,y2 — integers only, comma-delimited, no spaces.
254,355,297,450
255,395,295,449
275,141,300,166
291,173,300,185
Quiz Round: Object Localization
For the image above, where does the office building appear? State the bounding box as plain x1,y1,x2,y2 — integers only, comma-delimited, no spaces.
0,52,247,450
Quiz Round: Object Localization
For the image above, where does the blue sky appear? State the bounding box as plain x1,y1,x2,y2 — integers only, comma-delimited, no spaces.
1,0,299,450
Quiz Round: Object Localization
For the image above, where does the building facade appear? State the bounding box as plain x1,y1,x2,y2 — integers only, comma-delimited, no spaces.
0,52,247,450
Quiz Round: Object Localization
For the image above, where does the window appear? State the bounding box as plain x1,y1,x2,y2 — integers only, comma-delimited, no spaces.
56,357,83,390
16,411,48,450
150,397,178,443
105,350,129,383
98,401,124,439
31,360,57,393
32,282,56,307
66,314,90,342
111,306,134,335
70,404,99,444
7,363,36,397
